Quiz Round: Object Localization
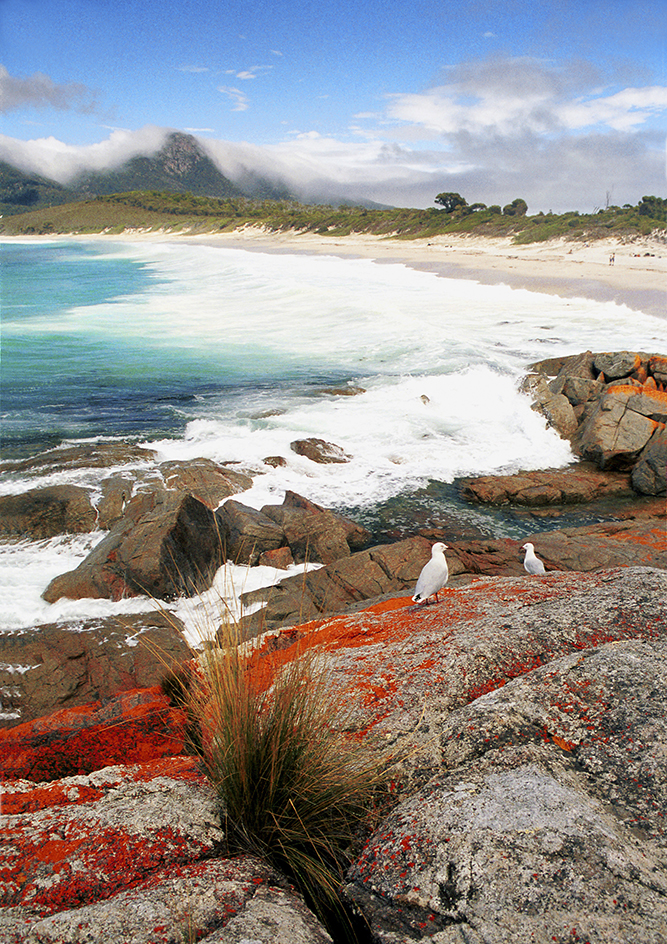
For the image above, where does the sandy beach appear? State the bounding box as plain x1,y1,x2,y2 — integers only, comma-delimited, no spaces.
77,227,667,321
12,227,667,320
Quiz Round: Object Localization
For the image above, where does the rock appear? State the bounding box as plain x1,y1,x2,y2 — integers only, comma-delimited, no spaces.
263,455,287,467
576,387,663,469
0,851,330,944
159,458,253,508
0,486,96,539
43,492,224,603
0,611,189,727
0,441,157,476
0,687,186,781
258,546,295,569
290,438,352,463
593,350,642,380
649,354,667,384
261,490,371,564
531,391,579,440
346,638,667,943
216,499,285,565
459,463,633,505
239,536,436,633
526,518,667,571
560,375,605,405
96,475,134,529
632,426,667,495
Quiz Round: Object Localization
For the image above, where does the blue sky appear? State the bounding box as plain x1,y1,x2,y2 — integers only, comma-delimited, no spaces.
1,0,666,210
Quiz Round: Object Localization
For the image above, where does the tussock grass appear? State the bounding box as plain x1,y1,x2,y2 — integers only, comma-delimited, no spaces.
173,609,387,940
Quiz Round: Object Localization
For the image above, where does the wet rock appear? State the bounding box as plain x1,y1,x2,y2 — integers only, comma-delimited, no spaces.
531,392,579,440
290,437,352,463
0,687,186,781
632,426,667,495
159,458,253,508
263,454,287,467
0,611,189,728
459,463,633,505
96,475,134,529
43,492,224,603
216,499,285,565
0,486,97,540
0,441,157,476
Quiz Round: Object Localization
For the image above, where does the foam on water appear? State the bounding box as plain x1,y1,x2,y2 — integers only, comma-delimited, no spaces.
2,238,666,633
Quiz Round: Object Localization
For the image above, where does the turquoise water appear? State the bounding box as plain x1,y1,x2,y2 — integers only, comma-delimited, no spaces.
1,241,350,456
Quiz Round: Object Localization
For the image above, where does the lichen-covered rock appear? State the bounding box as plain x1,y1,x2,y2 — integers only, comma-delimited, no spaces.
459,463,633,505
0,486,96,540
0,687,186,781
0,857,330,944
346,638,667,943
0,611,189,728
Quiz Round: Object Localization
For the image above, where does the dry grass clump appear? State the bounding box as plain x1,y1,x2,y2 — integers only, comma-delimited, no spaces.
182,619,387,939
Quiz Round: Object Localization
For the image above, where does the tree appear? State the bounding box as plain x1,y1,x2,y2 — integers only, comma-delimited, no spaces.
502,198,528,217
434,192,467,213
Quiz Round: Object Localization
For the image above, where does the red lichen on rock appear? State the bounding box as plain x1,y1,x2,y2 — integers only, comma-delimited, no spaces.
0,687,186,782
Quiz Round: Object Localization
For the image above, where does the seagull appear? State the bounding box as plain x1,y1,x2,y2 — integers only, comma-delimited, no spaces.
412,542,449,605
522,542,546,575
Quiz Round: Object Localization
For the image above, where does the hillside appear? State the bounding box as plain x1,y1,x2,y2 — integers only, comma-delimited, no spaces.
2,187,666,245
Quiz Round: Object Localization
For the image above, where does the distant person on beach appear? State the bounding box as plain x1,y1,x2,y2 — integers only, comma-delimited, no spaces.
609,252,615,265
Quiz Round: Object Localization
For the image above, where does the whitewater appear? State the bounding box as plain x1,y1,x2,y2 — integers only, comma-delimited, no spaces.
1,237,665,636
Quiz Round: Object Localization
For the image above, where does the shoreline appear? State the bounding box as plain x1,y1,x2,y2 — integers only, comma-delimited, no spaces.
15,227,665,320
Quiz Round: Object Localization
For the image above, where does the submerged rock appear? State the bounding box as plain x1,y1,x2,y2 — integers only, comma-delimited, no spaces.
0,485,97,540
290,437,352,463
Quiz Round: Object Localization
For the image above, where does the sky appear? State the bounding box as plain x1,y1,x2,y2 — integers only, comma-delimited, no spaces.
1,0,666,211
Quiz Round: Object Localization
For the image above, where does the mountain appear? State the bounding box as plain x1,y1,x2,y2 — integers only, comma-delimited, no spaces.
0,132,387,217
71,132,246,200
0,162,74,216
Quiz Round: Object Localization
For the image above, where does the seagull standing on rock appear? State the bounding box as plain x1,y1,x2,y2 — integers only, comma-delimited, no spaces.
412,542,449,605
522,542,546,575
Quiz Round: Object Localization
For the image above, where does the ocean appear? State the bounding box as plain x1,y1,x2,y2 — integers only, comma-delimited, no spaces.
1,237,665,637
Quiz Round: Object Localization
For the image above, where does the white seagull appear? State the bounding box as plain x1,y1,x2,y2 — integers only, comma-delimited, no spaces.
522,542,546,575
412,542,449,605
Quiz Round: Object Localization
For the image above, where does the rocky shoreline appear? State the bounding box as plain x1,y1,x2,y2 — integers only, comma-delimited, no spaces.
1,349,666,943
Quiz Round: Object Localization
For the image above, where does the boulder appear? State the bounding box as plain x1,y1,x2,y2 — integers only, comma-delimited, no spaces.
258,545,295,569
159,458,253,508
346,637,667,943
632,426,667,495
593,350,642,380
261,490,371,564
215,499,285,565
0,687,186,781
0,611,190,727
43,492,224,603
575,386,661,469
0,485,96,540
649,354,667,384
290,437,352,463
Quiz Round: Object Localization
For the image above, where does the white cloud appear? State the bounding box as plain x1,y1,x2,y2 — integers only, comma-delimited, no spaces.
384,58,667,138
218,86,249,111
225,65,273,81
0,64,100,114
178,65,209,73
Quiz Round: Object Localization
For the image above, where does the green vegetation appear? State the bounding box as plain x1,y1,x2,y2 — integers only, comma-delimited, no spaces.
2,188,666,244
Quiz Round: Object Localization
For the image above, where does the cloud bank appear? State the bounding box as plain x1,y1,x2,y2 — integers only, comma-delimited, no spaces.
0,57,664,212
